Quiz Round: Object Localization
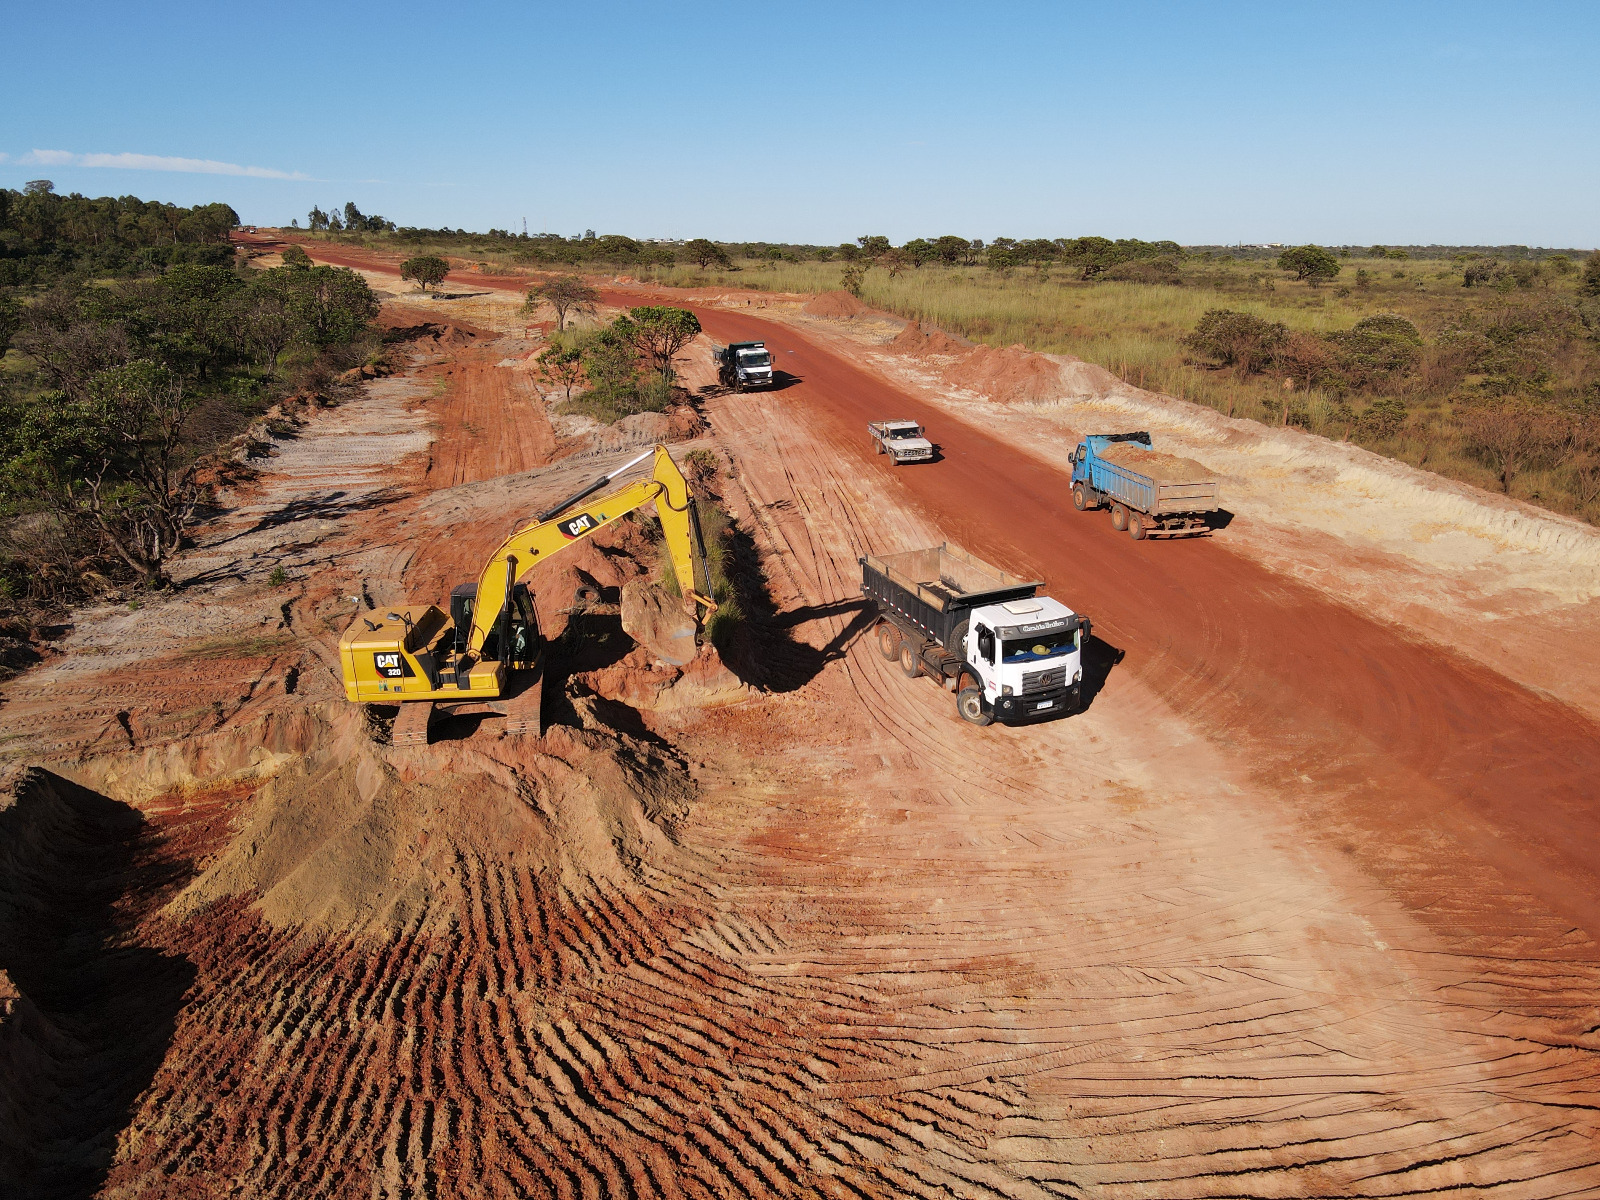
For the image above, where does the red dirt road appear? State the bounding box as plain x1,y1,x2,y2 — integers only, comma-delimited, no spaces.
301,240,1600,939
685,306,1600,941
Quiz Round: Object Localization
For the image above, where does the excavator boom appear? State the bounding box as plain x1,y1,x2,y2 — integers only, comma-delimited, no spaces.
338,444,715,709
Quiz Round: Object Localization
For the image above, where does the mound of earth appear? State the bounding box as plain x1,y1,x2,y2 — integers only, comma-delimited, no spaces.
1099,442,1216,481
945,341,1066,403
889,321,968,356
170,705,695,937
803,289,870,319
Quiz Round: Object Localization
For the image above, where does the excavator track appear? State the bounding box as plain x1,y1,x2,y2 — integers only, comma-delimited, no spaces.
390,701,433,747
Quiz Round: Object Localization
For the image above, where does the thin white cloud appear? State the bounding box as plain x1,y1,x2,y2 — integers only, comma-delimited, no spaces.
18,149,309,180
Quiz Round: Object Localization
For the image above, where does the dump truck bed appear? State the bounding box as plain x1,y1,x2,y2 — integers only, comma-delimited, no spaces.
1083,436,1219,516
861,542,1040,647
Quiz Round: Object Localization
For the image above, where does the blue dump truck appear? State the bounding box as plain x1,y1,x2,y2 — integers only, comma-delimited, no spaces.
1070,432,1219,540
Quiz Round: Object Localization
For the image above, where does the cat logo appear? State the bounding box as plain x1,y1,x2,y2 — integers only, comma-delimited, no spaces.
373,651,407,679
558,513,596,539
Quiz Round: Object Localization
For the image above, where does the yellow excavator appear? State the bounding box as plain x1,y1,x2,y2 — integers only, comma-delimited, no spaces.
339,444,715,744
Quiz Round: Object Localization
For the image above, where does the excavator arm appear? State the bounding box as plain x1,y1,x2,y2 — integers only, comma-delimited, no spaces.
466,444,715,655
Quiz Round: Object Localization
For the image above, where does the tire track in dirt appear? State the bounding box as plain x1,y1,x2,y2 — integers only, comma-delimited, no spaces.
81,244,1596,1198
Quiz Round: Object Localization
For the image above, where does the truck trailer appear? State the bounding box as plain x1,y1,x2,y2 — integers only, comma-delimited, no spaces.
713,341,775,391
861,542,1090,726
1070,432,1219,540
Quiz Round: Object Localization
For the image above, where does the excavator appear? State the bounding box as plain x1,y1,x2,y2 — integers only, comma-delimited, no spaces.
339,444,715,745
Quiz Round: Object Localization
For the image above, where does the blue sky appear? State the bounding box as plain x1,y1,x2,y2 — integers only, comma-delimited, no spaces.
3,1,1596,246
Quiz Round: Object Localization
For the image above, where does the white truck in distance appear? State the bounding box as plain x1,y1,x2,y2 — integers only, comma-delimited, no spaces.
868,420,934,464
862,543,1090,725
713,341,775,392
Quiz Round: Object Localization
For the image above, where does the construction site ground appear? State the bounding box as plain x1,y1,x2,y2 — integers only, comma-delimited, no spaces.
1,233,1597,1198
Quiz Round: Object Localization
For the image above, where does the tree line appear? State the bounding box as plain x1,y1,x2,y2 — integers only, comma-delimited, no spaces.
1,204,381,607
0,179,239,286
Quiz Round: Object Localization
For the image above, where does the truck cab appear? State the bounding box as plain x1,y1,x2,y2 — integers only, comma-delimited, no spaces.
870,420,935,463
962,595,1085,722
715,341,775,391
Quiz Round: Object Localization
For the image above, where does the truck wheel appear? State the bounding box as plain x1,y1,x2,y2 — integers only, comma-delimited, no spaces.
1129,512,1147,541
1073,485,1089,511
898,643,921,678
957,687,993,726
733,380,744,394
876,622,901,660
948,619,970,660
1111,504,1129,531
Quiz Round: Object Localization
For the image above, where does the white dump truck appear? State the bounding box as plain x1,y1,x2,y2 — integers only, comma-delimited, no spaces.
861,542,1090,725
713,341,775,391
868,420,934,464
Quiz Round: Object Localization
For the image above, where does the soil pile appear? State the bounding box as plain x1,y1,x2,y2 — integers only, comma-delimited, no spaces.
889,321,968,356
945,341,1066,404
1100,442,1216,481
802,289,869,319
171,704,694,936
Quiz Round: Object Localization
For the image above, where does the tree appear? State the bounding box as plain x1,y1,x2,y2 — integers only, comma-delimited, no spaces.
1459,396,1567,493
0,293,20,358
1183,309,1288,375
614,306,701,380
400,255,450,294
879,248,910,279
933,235,972,266
280,244,312,270
683,238,731,269
857,235,891,258
290,266,380,346
1278,245,1342,286
525,275,599,331
1274,332,1336,413
579,327,641,399
1580,250,1600,298
1357,397,1408,440
308,206,330,232
535,344,584,401
840,263,865,297
3,361,202,583
242,269,297,376
902,238,935,267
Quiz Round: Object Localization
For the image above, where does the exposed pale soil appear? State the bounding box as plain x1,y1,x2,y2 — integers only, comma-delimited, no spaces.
0,233,1595,1197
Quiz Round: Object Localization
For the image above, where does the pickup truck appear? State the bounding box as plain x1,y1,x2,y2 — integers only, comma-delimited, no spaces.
868,420,934,464
1070,431,1219,540
713,341,775,391
861,542,1090,725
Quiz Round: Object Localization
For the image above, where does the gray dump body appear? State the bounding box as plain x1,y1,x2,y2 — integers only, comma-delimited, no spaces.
860,543,1040,649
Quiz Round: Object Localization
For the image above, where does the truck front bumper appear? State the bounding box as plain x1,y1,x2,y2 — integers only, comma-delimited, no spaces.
992,683,1079,722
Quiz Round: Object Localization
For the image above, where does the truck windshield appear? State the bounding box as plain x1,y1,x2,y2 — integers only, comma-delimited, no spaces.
889,427,922,439
1002,630,1077,663
738,351,771,367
